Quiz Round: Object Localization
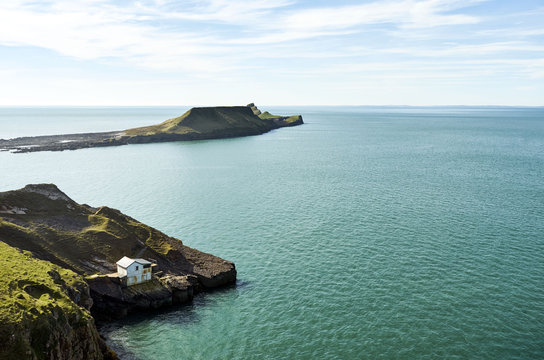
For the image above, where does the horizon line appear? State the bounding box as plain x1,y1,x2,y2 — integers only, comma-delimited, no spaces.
0,104,543,108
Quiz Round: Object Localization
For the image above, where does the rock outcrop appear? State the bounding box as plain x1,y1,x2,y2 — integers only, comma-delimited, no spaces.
87,275,198,320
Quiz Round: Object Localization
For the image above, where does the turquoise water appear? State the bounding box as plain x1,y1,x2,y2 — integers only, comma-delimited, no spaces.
1,106,543,359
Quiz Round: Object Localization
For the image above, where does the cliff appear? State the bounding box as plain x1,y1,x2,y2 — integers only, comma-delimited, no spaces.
0,184,237,358
0,241,117,360
0,104,303,153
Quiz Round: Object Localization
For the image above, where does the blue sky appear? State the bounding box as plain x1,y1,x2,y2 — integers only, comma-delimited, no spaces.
0,0,543,106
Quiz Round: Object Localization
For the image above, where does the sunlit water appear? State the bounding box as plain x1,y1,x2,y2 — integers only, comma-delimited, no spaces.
1,106,543,359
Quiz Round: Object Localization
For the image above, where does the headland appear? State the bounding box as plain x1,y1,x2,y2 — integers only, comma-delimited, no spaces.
0,104,303,153
0,184,236,359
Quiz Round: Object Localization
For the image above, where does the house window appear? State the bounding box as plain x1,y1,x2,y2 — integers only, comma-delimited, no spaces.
136,266,139,270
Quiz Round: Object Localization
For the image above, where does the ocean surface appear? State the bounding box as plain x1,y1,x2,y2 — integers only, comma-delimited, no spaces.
1,106,543,359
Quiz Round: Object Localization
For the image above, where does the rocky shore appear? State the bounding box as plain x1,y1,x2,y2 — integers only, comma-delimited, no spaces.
0,104,303,153
0,184,237,359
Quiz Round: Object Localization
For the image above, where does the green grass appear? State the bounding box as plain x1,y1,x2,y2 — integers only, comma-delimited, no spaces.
0,241,89,323
258,111,281,119
85,208,175,255
0,241,94,359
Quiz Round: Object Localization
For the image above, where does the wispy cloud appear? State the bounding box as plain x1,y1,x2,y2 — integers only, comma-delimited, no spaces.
0,0,295,72
0,2,209,69
138,0,295,23
228,0,485,45
0,0,488,70
384,41,544,57
280,0,482,31
0,0,542,105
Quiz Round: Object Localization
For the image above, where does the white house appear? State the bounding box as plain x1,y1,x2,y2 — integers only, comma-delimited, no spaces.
116,256,153,286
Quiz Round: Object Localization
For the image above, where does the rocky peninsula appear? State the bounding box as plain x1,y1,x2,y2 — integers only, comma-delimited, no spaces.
0,184,236,359
0,104,303,153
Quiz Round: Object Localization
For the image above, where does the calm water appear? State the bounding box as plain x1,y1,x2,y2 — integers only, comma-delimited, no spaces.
1,106,543,359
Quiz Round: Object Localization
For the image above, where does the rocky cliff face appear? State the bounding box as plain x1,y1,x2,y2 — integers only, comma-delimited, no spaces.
0,241,117,360
0,184,237,359
87,275,199,320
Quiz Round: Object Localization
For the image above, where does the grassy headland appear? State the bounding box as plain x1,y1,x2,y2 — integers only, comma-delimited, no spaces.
0,104,303,153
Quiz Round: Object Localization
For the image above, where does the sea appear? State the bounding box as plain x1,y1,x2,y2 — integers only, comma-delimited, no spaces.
1,106,543,359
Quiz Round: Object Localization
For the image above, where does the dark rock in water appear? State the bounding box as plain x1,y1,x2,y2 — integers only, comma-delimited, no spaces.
0,104,303,153
87,275,199,320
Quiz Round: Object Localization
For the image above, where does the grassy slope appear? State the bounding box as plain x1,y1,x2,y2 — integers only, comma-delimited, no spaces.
0,241,97,360
258,111,279,119
0,241,88,324
123,106,270,137
0,184,234,282
0,186,179,275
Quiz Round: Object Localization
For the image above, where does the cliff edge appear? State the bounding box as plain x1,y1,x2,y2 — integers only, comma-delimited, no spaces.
0,241,118,360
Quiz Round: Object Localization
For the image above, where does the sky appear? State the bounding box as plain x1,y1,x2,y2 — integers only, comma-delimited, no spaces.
0,0,543,106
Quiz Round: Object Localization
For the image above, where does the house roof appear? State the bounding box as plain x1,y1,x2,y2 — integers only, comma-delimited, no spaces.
116,256,152,269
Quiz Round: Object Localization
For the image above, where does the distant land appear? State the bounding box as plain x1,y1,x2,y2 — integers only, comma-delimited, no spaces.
0,103,303,153
0,184,236,359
